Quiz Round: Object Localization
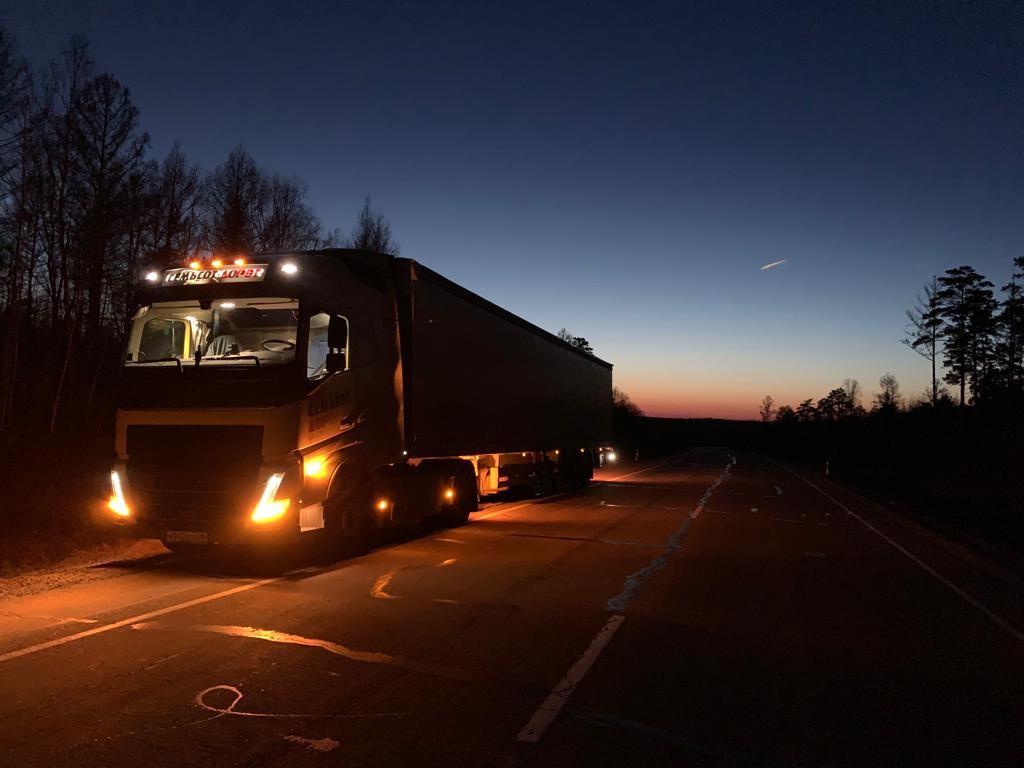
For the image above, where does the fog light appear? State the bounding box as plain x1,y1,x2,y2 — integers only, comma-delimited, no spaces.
607,451,617,462
252,473,290,523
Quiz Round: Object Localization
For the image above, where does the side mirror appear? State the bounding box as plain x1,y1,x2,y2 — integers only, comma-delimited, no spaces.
325,351,346,374
328,315,347,349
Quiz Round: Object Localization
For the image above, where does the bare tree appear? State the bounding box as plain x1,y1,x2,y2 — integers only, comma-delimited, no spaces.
0,26,31,179
903,277,943,405
203,145,265,256
873,372,902,413
71,72,149,332
147,142,202,268
258,174,320,252
347,196,398,254
842,378,862,416
759,394,776,422
612,387,643,417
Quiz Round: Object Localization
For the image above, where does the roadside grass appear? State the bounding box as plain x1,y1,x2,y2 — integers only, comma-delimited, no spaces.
0,433,127,577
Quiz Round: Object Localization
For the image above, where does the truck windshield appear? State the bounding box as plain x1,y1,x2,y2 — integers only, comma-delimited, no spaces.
124,298,299,367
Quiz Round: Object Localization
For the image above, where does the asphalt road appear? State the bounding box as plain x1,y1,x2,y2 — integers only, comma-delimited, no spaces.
1,448,1022,767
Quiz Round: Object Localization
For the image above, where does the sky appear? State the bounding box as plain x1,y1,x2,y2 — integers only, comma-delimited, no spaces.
5,1,1023,418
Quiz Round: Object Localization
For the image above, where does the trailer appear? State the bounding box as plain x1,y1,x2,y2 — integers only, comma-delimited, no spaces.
103,249,612,553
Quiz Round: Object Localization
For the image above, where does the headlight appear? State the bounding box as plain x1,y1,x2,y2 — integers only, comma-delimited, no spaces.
606,451,617,462
251,472,290,523
108,470,131,517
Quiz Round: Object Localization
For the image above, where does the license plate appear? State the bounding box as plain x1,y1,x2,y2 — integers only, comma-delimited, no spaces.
165,530,208,545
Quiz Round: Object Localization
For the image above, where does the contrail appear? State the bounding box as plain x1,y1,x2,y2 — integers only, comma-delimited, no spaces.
760,259,787,271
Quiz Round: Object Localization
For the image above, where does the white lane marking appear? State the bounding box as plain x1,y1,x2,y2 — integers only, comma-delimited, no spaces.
0,575,283,664
433,537,464,544
602,456,678,483
516,455,735,745
607,456,734,614
516,613,626,743
775,485,783,496
781,464,1024,647
370,558,457,601
284,735,341,753
473,502,533,521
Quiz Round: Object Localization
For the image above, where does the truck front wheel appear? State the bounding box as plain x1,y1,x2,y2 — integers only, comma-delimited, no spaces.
324,487,373,558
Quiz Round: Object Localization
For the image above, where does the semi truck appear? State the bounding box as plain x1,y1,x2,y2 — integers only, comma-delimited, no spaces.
103,249,612,553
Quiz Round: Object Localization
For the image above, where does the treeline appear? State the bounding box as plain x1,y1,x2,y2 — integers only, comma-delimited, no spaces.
755,257,1024,556
0,29,396,436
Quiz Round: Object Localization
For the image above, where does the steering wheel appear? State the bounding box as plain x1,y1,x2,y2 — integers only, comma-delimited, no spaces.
260,338,296,352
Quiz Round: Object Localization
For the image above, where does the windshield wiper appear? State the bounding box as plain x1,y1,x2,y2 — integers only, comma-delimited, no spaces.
128,357,183,373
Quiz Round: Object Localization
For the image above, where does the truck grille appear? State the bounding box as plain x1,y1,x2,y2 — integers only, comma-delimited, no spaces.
127,425,263,525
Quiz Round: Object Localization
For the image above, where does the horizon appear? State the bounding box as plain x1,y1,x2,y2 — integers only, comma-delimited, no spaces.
5,1,1022,419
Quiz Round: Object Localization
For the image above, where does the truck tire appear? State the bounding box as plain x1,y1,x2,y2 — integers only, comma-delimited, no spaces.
324,464,374,558
448,462,479,525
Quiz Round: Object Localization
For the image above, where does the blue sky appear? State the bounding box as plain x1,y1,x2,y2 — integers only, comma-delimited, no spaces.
6,0,1023,416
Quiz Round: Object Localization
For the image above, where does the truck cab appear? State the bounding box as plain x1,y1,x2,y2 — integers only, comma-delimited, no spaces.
105,251,406,551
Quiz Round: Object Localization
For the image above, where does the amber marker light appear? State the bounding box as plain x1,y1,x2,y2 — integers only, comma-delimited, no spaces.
251,472,290,523
304,456,327,479
375,498,390,512
211,258,223,268
234,257,246,266
188,259,202,270
108,470,131,517
443,488,455,502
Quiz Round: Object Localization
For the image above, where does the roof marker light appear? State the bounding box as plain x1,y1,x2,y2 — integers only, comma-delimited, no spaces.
234,257,247,266
211,258,223,268
144,271,159,283
189,260,202,270
220,302,235,309
280,262,298,275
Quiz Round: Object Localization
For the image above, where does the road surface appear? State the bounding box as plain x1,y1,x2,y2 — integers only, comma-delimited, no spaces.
1,448,1021,767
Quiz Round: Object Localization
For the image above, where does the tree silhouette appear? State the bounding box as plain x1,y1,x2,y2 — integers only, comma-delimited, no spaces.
759,394,776,422
204,145,264,256
556,327,594,354
903,277,943,405
347,196,398,254
796,398,817,421
996,255,1024,390
612,387,643,417
873,372,902,413
937,265,996,405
